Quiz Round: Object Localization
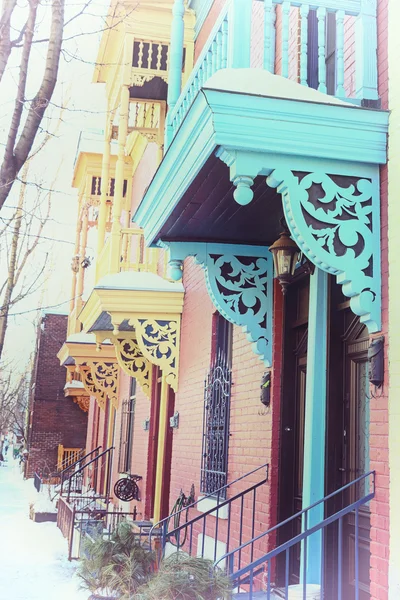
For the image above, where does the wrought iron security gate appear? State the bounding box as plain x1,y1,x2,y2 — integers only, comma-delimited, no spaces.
201,351,232,498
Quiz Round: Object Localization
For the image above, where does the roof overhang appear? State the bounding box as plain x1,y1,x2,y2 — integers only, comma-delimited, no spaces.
57,333,115,367
79,271,185,391
134,68,388,247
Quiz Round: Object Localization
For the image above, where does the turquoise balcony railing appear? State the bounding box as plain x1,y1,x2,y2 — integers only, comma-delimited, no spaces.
167,0,378,145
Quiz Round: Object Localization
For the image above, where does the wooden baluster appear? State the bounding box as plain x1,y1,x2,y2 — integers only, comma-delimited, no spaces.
263,0,274,72
156,43,162,71
317,7,327,93
198,63,204,87
135,101,140,128
336,10,345,98
148,42,153,70
143,102,147,126
138,41,144,69
165,44,170,74
216,28,223,70
211,39,218,75
221,17,228,68
300,4,309,86
281,1,290,78
206,49,213,80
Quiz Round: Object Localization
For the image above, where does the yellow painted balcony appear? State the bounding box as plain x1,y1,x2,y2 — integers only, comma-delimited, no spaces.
94,2,195,107
96,227,162,283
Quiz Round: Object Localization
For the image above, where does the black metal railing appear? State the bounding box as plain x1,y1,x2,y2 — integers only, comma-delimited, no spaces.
216,471,375,599
149,462,269,564
64,446,114,505
58,495,139,560
60,446,101,496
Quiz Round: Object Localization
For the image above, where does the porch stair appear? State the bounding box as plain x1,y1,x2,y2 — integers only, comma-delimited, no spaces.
152,469,375,600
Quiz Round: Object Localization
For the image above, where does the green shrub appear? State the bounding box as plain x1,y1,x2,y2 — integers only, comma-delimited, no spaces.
133,553,232,600
77,521,154,599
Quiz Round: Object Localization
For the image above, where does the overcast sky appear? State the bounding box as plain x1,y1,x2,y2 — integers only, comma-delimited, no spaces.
1,0,109,373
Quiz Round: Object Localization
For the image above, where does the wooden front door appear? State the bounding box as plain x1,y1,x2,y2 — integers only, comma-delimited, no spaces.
326,281,371,599
278,275,309,583
278,276,371,594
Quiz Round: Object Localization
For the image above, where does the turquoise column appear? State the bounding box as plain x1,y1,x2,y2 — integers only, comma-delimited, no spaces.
301,267,328,584
165,0,185,147
227,0,252,68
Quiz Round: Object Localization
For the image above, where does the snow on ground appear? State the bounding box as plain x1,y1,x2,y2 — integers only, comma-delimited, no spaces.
0,459,88,600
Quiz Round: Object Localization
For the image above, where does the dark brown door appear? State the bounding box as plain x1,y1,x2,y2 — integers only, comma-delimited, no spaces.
326,281,371,599
278,275,309,583
343,317,370,600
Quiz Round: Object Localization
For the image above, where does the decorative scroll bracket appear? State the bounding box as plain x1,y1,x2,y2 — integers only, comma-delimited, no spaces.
111,334,152,399
166,242,273,366
78,365,107,411
265,168,381,333
219,146,382,333
78,361,120,410
127,318,180,391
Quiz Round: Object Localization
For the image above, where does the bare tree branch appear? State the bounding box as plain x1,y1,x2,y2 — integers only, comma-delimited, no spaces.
0,0,65,209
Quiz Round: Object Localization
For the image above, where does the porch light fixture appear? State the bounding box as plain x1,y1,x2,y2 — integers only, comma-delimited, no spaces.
269,220,300,295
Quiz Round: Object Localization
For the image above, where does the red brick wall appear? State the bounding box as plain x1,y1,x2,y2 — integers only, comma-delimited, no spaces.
370,2,389,599
26,313,88,478
162,259,283,573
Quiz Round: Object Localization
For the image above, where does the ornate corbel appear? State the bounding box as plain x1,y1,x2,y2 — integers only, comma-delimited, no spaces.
167,243,273,366
72,396,90,413
112,335,152,398
266,168,381,333
79,365,107,411
127,318,180,391
89,361,120,410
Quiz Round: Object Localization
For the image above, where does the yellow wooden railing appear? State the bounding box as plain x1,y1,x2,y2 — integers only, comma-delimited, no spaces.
96,227,167,282
57,445,84,471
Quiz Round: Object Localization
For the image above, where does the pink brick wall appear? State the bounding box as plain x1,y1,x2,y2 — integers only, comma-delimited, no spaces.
369,2,389,599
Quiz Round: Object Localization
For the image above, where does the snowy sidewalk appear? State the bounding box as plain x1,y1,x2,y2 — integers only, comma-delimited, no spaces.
0,461,87,600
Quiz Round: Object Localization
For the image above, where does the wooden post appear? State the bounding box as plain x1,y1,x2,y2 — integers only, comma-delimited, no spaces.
96,124,111,280
228,0,252,68
165,0,185,147
355,0,378,100
301,268,328,584
76,201,89,315
109,86,129,273
153,375,169,523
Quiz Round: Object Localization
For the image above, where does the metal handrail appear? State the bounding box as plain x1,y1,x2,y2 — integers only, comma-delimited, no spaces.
149,462,269,540
150,463,269,563
216,470,375,599
66,446,114,503
60,446,102,495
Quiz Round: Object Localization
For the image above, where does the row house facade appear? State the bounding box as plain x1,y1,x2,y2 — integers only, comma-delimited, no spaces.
56,0,393,598
26,310,88,479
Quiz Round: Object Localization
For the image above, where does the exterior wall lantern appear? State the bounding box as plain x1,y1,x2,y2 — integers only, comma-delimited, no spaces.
269,220,300,295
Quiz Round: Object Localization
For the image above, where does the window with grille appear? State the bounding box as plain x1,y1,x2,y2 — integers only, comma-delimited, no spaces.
118,378,136,474
201,313,233,498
